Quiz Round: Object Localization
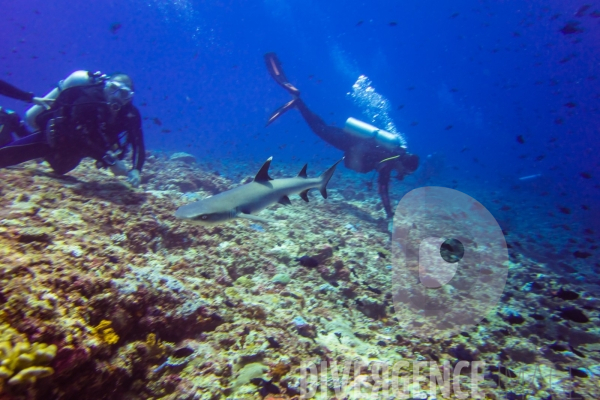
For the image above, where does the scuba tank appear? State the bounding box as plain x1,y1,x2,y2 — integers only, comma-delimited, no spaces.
25,70,106,130
344,117,406,151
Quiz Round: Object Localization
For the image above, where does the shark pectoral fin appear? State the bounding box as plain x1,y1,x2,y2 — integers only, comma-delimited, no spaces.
278,195,292,205
238,213,273,224
299,189,310,202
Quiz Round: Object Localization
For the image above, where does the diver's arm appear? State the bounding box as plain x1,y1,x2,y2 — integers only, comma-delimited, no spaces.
0,80,34,102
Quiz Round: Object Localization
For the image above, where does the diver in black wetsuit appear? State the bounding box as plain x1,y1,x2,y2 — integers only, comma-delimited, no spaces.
264,52,419,219
0,71,145,186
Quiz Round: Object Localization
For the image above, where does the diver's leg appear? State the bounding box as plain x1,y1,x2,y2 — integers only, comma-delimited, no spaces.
377,162,395,219
0,132,50,168
294,99,350,151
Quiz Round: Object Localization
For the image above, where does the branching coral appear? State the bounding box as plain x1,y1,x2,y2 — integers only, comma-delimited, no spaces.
0,323,56,387
93,320,119,345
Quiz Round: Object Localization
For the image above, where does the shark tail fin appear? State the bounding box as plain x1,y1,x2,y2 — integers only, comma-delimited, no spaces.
318,157,344,199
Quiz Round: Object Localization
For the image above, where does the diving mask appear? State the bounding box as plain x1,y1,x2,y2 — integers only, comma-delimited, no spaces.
104,80,134,110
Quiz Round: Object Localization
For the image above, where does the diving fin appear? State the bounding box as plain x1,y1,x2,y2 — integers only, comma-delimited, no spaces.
266,98,298,126
264,52,300,96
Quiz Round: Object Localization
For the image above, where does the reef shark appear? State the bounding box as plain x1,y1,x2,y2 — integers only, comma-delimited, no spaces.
175,157,343,225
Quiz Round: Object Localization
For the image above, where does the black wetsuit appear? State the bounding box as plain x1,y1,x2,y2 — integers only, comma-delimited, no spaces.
0,79,145,175
294,98,418,218
0,80,33,144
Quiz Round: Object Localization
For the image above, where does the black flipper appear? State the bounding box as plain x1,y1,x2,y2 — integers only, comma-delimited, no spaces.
254,157,274,182
299,189,310,202
266,98,298,127
297,164,308,178
318,157,344,199
264,52,300,96
278,195,292,205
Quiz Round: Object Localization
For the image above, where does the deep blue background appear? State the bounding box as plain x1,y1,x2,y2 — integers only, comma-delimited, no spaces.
2,0,599,237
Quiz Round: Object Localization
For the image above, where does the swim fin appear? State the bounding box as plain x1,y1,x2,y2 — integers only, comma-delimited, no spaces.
264,52,300,96
266,98,298,126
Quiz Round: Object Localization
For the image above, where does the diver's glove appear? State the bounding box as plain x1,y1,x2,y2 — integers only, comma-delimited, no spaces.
127,169,141,187
109,160,129,177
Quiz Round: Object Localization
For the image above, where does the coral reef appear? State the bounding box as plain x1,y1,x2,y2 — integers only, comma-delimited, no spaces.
0,323,56,387
0,153,596,399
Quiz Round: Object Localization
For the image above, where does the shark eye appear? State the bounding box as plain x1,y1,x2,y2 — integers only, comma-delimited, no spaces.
200,215,208,220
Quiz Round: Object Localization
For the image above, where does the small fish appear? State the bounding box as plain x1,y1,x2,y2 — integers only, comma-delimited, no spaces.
559,21,584,35
535,155,546,162
575,5,592,17
564,102,577,108
554,118,563,125
110,23,122,34
153,117,162,126
580,172,592,179
297,256,319,268
445,125,453,130
581,204,590,210
356,20,364,26
450,12,460,18
558,206,571,215
389,21,398,27
410,121,419,126
519,174,541,181
450,88,459,92
397,104,405,110
161,129,171,133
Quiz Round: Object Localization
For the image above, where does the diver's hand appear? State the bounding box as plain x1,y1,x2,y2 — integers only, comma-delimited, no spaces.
32,97,54,110
127,169,141,187
109,160,129,177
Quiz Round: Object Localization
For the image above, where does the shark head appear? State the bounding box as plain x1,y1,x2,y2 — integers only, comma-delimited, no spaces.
174,197,237,226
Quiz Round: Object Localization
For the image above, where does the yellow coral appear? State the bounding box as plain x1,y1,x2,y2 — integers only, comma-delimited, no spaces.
145,333,167,359
0,323,56,387
93,320,119,345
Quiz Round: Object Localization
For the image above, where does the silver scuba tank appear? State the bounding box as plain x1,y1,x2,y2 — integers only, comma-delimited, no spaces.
25,70,99,130
344,117,406,151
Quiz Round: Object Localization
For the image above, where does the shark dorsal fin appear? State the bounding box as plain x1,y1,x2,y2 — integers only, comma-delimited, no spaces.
278,195,292,205
254,157,274,182
297,164,308,178
299,189,310,202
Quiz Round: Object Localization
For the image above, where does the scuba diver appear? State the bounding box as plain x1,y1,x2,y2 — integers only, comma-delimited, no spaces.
264,52,419,219
0,71,145,186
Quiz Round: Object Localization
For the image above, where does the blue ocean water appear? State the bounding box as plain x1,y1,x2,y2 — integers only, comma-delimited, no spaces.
2,0,600,397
